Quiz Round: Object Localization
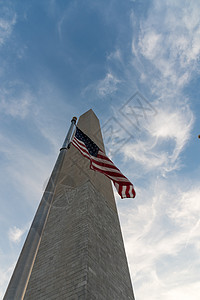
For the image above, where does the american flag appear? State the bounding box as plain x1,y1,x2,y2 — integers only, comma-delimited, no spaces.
71,127,136,199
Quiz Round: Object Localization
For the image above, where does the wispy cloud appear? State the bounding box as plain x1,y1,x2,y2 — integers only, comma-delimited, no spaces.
0,262,15,299
0,3,16,46
107,48,122,63
0,131,54,208
115,0,199,176
0,89,33,119
97,72,120,97
137,0,200,91
119,179,200,300
122,104,193,174
82,71,121,99
8,225,28,243
168,186,200,243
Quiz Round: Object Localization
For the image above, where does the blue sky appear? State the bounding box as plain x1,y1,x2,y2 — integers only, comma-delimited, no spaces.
1,0,200,299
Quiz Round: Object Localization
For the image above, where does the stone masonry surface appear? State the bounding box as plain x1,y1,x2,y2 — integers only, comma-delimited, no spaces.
24,181,135,299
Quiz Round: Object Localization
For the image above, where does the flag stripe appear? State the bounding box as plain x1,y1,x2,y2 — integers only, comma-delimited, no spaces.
72,141,90,158
91,166,131,183
91,162,122,175
72,139,90,159
92,156,115,166
129,185,133,198
121,186,127,198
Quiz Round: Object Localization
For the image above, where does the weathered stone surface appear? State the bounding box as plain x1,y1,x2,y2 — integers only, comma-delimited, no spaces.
24,181,134,299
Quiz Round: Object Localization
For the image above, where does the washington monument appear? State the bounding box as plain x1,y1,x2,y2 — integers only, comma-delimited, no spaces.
4,109,135,299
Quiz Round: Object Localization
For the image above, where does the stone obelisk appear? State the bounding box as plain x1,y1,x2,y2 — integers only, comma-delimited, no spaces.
4,109,135,299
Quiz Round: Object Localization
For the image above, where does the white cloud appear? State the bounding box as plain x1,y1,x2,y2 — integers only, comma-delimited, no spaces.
123,140,167,171
97,72,120,97
135,277,200,300
8,226,27,243
139,30,162,61
121,104,193,174
149,106,194,162
83,71,121,98
168,187,200,243
138,0,200,90
161,282,200,300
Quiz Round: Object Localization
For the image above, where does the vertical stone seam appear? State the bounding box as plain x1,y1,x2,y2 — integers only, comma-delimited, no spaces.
85,183,90,300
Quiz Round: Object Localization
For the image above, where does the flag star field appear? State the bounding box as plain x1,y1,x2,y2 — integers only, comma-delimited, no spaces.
0,1,200,299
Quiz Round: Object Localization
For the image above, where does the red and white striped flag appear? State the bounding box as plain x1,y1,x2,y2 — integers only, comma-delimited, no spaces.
71,127,136,199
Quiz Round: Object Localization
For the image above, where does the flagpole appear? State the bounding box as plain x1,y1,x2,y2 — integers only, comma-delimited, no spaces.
4,117,77,300
60,116,77,150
